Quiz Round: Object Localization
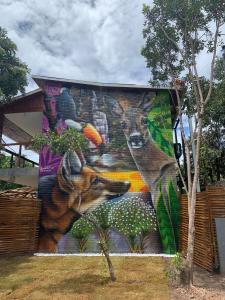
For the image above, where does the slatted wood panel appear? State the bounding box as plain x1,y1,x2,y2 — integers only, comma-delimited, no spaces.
207,186,225,269
0,187,41,256
180,187,225,272
180,192,214,271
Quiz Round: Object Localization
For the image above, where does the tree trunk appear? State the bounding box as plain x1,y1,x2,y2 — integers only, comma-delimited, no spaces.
184,118,203,287
98,236,116,281
185,193,196,285
77,211,116,281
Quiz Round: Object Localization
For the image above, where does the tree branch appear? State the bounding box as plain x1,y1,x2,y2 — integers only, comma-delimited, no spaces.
204,20,221,105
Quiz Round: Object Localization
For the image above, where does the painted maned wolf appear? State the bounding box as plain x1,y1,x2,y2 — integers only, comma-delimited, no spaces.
38,150,130,252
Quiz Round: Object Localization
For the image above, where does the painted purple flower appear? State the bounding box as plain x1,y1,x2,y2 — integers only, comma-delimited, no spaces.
39,145,62,176
44,83,61,96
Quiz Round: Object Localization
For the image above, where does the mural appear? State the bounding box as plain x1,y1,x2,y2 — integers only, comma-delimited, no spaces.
38,82,180,254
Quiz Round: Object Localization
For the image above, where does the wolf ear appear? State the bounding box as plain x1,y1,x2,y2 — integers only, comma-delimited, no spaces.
57,150,83,192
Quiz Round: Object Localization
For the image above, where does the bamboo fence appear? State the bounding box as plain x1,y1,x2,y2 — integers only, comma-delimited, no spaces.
0,187,41,256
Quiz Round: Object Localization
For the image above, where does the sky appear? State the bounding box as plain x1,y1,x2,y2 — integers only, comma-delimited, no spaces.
0,0,152,90
1,0,223,88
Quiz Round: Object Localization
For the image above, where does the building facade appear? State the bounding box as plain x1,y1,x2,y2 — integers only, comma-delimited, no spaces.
0,76,180,254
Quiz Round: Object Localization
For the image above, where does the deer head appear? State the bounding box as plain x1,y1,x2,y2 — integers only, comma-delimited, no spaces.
112,92,155,149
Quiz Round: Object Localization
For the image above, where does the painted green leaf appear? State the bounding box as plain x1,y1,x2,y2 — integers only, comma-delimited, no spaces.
156,191,176,254
147,91,174,157
167,179,180,248
148,121,174,157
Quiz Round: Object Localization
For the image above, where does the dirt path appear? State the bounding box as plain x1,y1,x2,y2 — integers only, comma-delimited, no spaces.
171,266,225,299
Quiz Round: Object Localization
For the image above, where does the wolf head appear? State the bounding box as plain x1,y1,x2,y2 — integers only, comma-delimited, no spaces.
57,150,130,213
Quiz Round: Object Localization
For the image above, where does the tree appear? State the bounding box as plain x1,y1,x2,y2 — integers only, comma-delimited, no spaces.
32,128,117,281
200,128,225,186
0,27,29,104
31,128,89,155
199,58,225,186
142,0,225,286
0,154,22,191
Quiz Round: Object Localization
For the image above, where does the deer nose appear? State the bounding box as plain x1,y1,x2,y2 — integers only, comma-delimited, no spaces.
129,132,144,148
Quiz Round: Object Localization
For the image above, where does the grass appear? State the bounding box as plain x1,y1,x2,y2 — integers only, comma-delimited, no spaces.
0,256,170,300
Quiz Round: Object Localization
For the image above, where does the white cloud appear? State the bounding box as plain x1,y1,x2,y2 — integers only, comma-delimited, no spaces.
0,0,152,90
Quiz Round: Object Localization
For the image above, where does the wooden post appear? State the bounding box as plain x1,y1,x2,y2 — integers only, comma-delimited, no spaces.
18,145,22,167
10,154,14,168
0,114,4,145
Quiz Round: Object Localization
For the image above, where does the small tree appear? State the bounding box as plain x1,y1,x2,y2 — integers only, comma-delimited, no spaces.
142,0,225,286
0,27,29,104
32,128,117,281
31,128,89,155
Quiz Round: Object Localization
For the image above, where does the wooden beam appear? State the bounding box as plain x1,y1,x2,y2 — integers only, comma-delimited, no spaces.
0,142,31,147
2,118,32,143
0,114,4,142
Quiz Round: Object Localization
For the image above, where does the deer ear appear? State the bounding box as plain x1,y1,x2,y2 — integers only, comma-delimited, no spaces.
138,92,155,112
104,95,124,116
57,151,83,192
112,101,125,117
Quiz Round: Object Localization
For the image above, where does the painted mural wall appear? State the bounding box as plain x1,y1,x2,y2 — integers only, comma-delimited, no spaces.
37,81,180,254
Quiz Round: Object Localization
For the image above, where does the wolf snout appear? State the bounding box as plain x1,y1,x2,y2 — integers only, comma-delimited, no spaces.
120,181,131,194
109,180,130,195
124,181,131,191
129,132,144,149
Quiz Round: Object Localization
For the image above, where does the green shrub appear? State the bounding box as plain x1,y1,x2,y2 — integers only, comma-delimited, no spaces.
165,252,186,287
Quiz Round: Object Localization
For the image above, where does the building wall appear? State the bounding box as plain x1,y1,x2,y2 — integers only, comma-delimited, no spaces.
37,81,180,254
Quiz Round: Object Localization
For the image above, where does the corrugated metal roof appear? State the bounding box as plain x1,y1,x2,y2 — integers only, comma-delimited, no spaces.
32,74,176,91
11,88,43,101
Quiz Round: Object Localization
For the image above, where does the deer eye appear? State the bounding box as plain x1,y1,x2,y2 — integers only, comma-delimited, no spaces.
91,177,100,185
121,121,127,129
141,117,148,125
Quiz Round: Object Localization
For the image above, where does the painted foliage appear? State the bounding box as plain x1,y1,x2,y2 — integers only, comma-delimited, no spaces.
38,82,180,254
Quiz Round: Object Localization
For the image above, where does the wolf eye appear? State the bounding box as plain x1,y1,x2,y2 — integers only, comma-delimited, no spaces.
91,177,100,185
121,121,127,129
141,117,148,125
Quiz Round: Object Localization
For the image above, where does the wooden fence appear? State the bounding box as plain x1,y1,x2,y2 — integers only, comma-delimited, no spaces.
0,188,41,256
179,187,225,272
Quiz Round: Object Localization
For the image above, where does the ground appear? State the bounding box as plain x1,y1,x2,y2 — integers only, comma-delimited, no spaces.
1,256,225,300
0,256,169,300
171,265,225,300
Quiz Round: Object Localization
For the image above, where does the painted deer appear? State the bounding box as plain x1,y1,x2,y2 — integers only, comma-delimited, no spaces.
112,92,176,207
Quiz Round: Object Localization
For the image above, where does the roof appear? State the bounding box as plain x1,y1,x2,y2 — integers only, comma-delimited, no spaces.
32,74,177,92
32,74,178,124
10,88,43,102
0,88,43,109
